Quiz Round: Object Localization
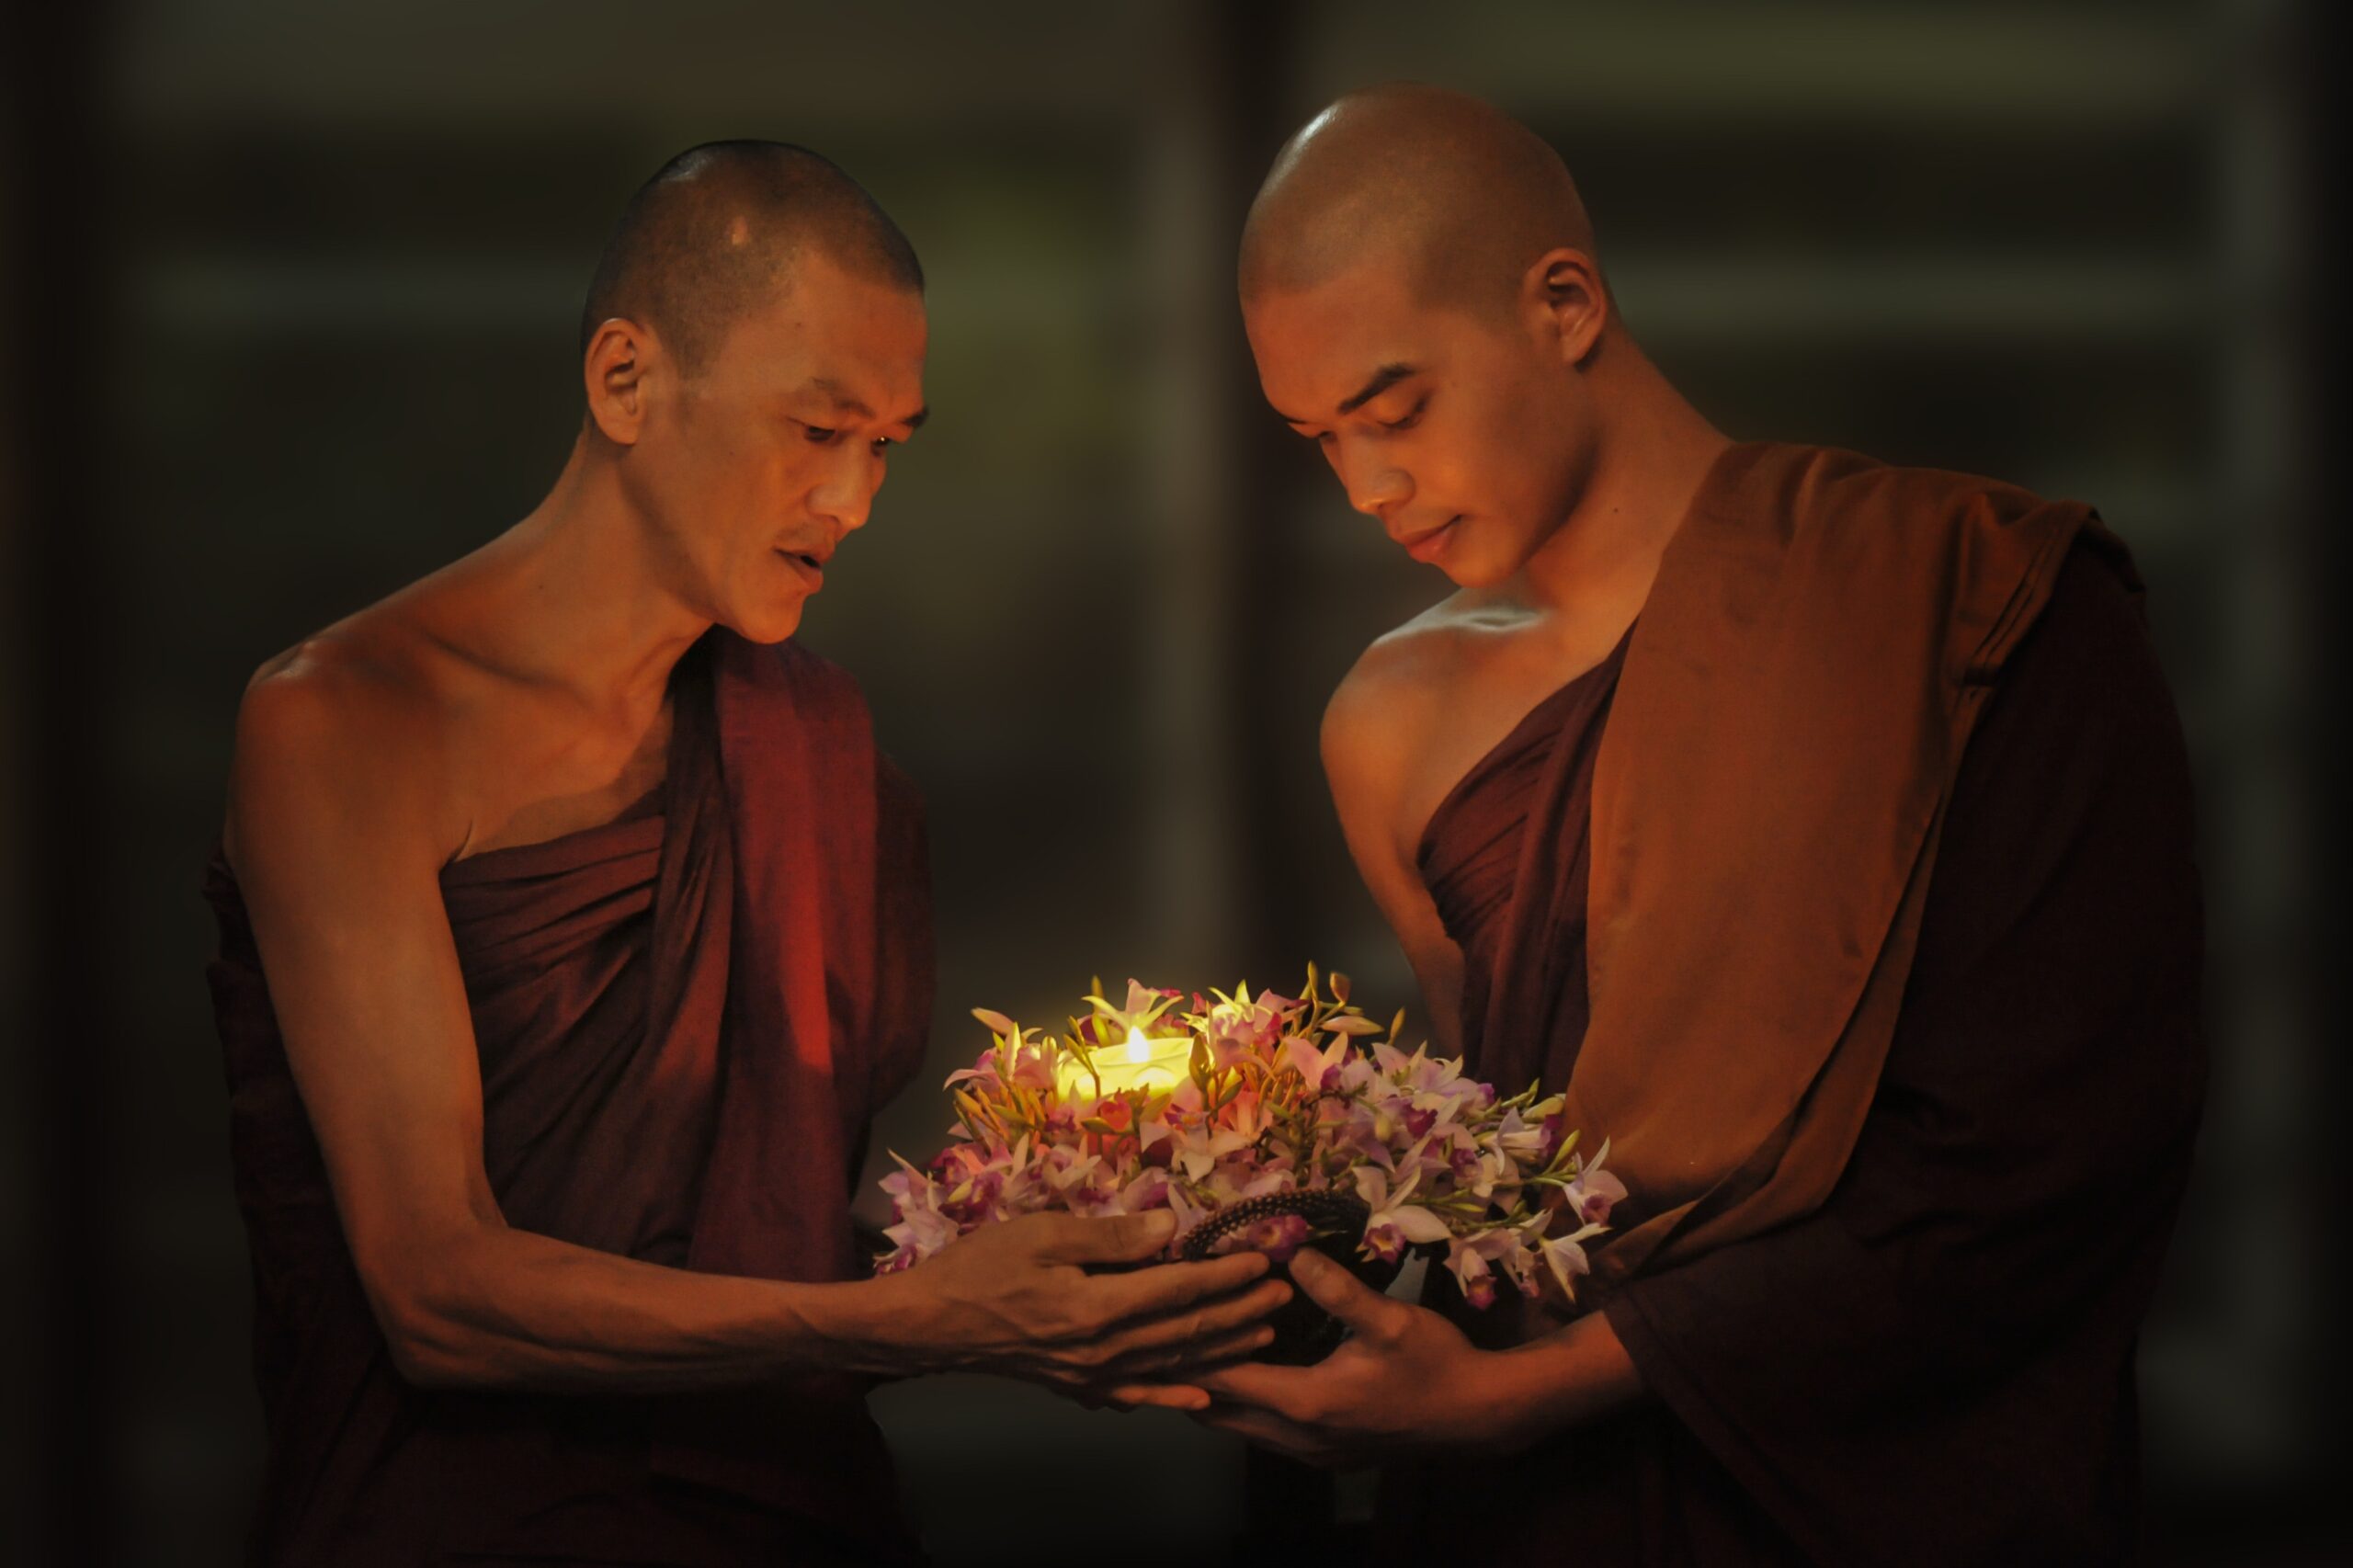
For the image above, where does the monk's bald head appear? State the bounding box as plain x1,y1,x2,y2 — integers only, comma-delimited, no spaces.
1239,85,1595,321
581,141,922,376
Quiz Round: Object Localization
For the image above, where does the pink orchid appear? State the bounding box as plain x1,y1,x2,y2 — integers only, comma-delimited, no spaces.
1006,1043,1059,1094
1213,1211,1311,1264
1165,1184,1209,1247
1496,1100,1566,1166
1138,1123,1176,1168
1444,1229,1523,1308
877,1203,959,1272
1372,1039,1467,1097
1538,1226,1601,1296
941,1051,995,1091
1279,1032,1350,1091
938,1167,1006,1225
1202,987,1290,1057
1115,1166,1171,1214
1336,1100,1401,1172
1563,1165,1628,1227
1448,1135,1513,1202
1350,1165,1452,1264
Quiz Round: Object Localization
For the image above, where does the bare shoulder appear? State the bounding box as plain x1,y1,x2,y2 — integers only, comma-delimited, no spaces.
227,608,468,871
236,628,432,767
1321,593,1508,788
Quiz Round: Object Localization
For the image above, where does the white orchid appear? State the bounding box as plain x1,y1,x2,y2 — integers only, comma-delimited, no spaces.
1350,1164,1453,1264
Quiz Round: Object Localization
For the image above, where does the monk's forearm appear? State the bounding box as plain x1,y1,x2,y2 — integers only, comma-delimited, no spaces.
1470,1308,1651,1451
380,1224,923,1392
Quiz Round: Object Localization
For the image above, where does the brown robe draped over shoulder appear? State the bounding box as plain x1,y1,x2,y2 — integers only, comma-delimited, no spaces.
1387,443,2203,1564
204,631,934,1567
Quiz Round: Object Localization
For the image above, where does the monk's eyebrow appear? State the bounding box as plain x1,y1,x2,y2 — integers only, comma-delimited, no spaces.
806,377,926,430
1273,361,1420,427
1336,362,1416,415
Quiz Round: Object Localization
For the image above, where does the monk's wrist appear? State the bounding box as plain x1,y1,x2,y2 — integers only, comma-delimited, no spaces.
1477,1311,1648,1452
1450,1346,1548,1454
774,1273,936,1379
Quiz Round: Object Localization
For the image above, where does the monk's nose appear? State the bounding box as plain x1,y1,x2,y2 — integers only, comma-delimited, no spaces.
1339,452,1412,519
1324,432,1411,518
812,459,881,533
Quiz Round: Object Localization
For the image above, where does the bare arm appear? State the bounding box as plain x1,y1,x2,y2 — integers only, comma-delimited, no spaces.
1320,655,1465,1055
226,663,1283,1402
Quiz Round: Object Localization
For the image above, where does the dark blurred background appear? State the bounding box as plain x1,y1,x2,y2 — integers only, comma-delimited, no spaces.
4,1,2343,1563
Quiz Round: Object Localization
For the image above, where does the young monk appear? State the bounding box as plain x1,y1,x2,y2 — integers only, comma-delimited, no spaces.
1189,86,2204,1566
204,142,1287,1567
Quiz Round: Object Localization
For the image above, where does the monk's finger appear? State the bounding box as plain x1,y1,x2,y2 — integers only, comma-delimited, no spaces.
1285,1249,1403,1335
1191,1359,1317,1418
1098,1380,1212,1413
1091,1278,1290,1361
1031,1209,1178,1265
1083,1252,1270,1325
1103,1321,1277,1380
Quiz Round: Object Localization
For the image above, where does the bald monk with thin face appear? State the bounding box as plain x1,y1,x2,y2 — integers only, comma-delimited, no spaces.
1188,88,2203,1565
205,142,1287,1566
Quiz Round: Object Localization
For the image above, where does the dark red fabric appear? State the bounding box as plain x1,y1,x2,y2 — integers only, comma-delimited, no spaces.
1418,619,1634,1101
1381,536,2202,1563
205,631,932,1566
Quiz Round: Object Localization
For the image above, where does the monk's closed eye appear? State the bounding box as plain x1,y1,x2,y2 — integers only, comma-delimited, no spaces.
1377,397,1427,433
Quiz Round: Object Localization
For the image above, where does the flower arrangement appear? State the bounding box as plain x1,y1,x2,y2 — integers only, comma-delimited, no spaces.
876,969,1625,1326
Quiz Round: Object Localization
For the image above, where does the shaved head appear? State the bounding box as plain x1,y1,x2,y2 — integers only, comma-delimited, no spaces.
581,140,923,376
1239,85,1596,320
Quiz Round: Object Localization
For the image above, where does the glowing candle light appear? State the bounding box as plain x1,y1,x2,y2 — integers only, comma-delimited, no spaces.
1061,1024,1193,1099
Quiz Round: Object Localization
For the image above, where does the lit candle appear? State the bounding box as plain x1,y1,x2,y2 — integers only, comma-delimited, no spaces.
1060,1024,1194,1099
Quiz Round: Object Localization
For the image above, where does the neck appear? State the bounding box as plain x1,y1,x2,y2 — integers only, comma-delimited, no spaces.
1512,345,1730,625
456,435,715,719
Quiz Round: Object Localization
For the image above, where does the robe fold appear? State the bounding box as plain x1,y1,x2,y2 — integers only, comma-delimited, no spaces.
205,631,934,1567
1384,443,2203,1564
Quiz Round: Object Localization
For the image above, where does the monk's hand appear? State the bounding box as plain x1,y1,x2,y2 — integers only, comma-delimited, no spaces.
1188,1250,1505,1468
875,1210,1291,1413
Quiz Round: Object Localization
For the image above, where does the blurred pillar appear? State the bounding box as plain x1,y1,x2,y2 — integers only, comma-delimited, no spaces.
1138,0,1302,983
2275,0,2350,1495
5,0,121,1562
2201,0,2330,1495
1138,1,1347,1553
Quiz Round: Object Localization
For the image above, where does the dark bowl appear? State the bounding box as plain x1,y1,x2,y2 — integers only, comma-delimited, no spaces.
1177,1189,1403,1366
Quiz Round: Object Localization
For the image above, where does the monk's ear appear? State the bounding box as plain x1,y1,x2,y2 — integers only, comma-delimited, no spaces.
1522,247,1608,369
583,317,661,446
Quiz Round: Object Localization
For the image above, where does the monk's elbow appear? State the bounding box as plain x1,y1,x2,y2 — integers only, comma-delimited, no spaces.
377,1294,491,1388
358,1238,501,1390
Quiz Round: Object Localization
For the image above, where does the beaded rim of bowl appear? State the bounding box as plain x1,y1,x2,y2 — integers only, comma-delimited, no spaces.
1175,1188,1372,1261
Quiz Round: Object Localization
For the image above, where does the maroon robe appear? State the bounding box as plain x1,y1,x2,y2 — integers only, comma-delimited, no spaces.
205,631,933,1566
1385,449,2202,1563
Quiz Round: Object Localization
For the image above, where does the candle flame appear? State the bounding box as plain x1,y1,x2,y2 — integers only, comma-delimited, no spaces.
1122,1025,1152,1064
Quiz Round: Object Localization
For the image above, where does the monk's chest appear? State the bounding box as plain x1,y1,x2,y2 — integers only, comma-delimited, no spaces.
460,697,676,858
1401,629,1623,854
